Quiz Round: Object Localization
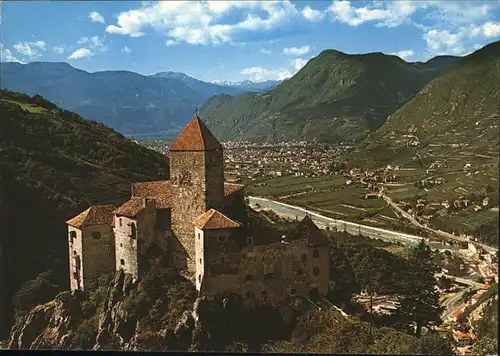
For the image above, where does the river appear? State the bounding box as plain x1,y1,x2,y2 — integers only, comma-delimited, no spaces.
248,196,460,252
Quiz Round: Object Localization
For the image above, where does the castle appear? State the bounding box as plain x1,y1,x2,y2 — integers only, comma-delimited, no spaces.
66,114,330,305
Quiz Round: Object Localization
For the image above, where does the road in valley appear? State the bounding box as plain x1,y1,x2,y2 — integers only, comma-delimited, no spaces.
248,196,459,251
381,193,497,255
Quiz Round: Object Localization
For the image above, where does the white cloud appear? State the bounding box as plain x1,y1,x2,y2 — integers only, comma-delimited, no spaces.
53,46,65,54
89,11,105,24
328,1,419,28
105,1,301,45
122,46,132,54
77,36,108,52
68,48,94,60
292,58,309,71
391,49,415,60
482,22,500,37
166,40,179,47
260,48,272,54
424,29,463,55
13,40,46,58
422,22,498,57
302,5,324,22
283,45,311,56
0,44,25,63
241,66,292,81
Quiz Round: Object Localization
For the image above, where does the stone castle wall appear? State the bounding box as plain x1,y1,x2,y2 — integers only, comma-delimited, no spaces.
80,224,115,291
200,232,330,305
204,150,224,209
136,200,157,256
170,150,224,274
114,215,139,278
68,226,83,291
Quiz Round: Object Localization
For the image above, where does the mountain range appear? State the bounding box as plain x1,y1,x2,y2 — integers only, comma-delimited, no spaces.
211,79,282,92
0,63,280,136
348,40,500,167
199,51,463,143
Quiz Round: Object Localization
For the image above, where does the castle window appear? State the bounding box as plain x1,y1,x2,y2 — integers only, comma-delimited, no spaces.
120,259,125,266
119,218,122,227
120,243,123,247
301,253,308,263
313,266,320,276
247,237,254,245
130,223,137,239
198,233,200,240
69,231,77,243
245,274,253,282
290,288,296,295
92,232,101,240
199,258,202,264
312,249,319,258
198,274,201,283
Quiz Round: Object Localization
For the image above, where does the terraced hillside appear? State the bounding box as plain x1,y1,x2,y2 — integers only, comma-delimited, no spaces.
200,50,459,143
0,90,169,338
345,40,500,246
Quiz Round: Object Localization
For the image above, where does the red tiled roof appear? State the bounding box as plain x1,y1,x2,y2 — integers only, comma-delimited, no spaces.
224,182,245,197
193,209,241,230
131,180,173,208
169,113,222,151
115,197,153,218
66,205,116,228
480,284,490,290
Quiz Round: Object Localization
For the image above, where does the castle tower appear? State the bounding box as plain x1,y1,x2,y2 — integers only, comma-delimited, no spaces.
169,113,224,274
66,205,116,291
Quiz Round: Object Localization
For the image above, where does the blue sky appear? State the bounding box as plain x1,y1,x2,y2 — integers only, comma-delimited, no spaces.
1,1,499,82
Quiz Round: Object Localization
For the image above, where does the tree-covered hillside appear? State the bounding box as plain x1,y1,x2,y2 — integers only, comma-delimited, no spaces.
200,50,460,143
0,90,169,338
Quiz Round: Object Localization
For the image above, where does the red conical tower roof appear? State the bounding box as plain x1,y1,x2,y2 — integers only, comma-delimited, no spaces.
169,112,222,151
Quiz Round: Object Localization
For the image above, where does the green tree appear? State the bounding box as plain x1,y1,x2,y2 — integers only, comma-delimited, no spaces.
396,240,443,337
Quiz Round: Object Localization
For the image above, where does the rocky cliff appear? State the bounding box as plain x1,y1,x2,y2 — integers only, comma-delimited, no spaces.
8,269,198,351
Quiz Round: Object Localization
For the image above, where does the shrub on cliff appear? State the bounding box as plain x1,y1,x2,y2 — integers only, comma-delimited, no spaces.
12,270,59,318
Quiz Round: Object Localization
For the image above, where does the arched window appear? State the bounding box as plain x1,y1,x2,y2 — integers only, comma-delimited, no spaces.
69,231,77,244
130,223,137,239
120,259,125,266
119,218,123,227
312,249,319,258
198,274,202,283
313,266,320,276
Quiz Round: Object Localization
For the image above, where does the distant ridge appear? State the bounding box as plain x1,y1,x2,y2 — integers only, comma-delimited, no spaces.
199,47,462,143
0,63,277,136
